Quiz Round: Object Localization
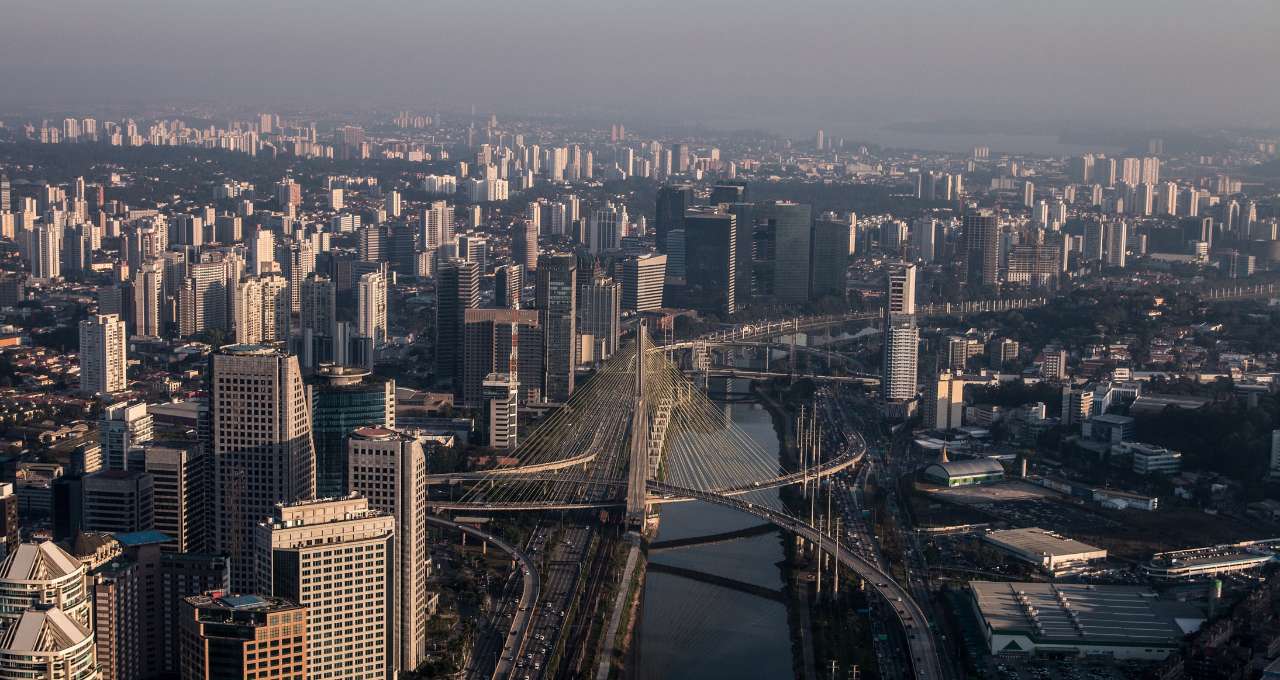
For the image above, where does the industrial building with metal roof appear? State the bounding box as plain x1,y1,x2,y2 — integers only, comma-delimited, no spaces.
968,581,1203,660
982,527,1107,575
922,458,1005,487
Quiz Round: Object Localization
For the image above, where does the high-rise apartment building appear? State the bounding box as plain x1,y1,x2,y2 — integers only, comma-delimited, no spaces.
494,264,523,309
179,593,307,680
210,345,316,589
132,259,163,338
256,497,395,679
536,254,577,402
962,210,999,289
357,271,388,348
882,263,919,406
346,427,430,671
911,217,937,263
512,220,537,272
308,365,396,498
234,275,290,345
887,263,917,316
0,542,92,628
299,274,337,368
462,309,543,408
79,313,127,396
0,606,97,680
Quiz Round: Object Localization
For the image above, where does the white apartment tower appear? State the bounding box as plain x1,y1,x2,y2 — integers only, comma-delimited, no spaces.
357,271,388,348
79,313,127,396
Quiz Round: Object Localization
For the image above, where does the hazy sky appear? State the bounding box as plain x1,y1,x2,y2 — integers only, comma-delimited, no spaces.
3,0,1278,135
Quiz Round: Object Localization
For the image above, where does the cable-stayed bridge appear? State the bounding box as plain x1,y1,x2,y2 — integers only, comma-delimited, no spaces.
428,324,942,680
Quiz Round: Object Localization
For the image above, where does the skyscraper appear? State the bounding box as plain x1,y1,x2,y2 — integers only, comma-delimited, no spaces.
132,259,163,338
357,271,388,348
962,210,999,289
810,218,850,299
883,263,919,410
256,496,395,679
346,427,430,672
512,220,537,272
100,401,153,471
536,253,577,402
757,201,812,304
308,364,396,498
462,309,543,408
655,185,691,252
911,217,937,263
578,276,621,361
621,254,666,312
211,345,316,589
683,210,737,315
233,274,290,345
79,313,127,395
299,274,337,368
494,264,523,309
1106,221,1128,268
435,259,481,392
179,593,307,680
139,441,210,553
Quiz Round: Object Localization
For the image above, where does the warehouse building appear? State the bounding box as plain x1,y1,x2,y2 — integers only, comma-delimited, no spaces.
968,581,1202,660
982,527,1107,575
921,458,1005,487
1142,540,1279,581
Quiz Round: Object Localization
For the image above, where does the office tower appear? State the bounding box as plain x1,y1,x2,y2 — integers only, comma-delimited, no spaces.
710,183,748,206
276,178,301,211
358,225,385,263
887,263,917,316
962,210,999,288
811,219,850,299
495,264,523,309
512,220,537,271
82,470,154,533
0,174,8,212
922,372,966,431
883,220,907,254
131,259,163,338
233,274,290,345
1022,181,1035,208
1060,386,1093,427
140,441,210,553
483,371,519,448
179,593,307,680
159,552,229,676
357,271,388,349
0,606,97,680
79,313,127,396
756,201,812,304
588,203,626,254
655,185,691,252
1219,250,1256,279
536,253,578,402
435,259,481,391
683,210,737,315
882,316,919,403
32,223,61,280
256,497,395,679
299,274,337,367
346,427,430,671
1106,221,1128,268
462,309,543,407
0,542,92,628
621,254,666,312
308,365,396,498
0,485,16,560
99,401,154,472
578,276,621,361
724,202,755,305
210,345,316,589
911,217,937,262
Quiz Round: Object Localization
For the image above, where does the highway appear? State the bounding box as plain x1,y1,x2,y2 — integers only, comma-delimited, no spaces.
426,515,540,680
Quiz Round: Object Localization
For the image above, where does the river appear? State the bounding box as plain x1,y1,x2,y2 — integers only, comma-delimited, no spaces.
637,388,795,680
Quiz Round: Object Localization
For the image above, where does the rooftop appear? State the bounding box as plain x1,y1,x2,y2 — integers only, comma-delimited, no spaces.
983,527,1105,559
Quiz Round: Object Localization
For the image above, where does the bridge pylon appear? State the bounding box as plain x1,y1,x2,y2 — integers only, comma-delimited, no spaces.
625,322,652,530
